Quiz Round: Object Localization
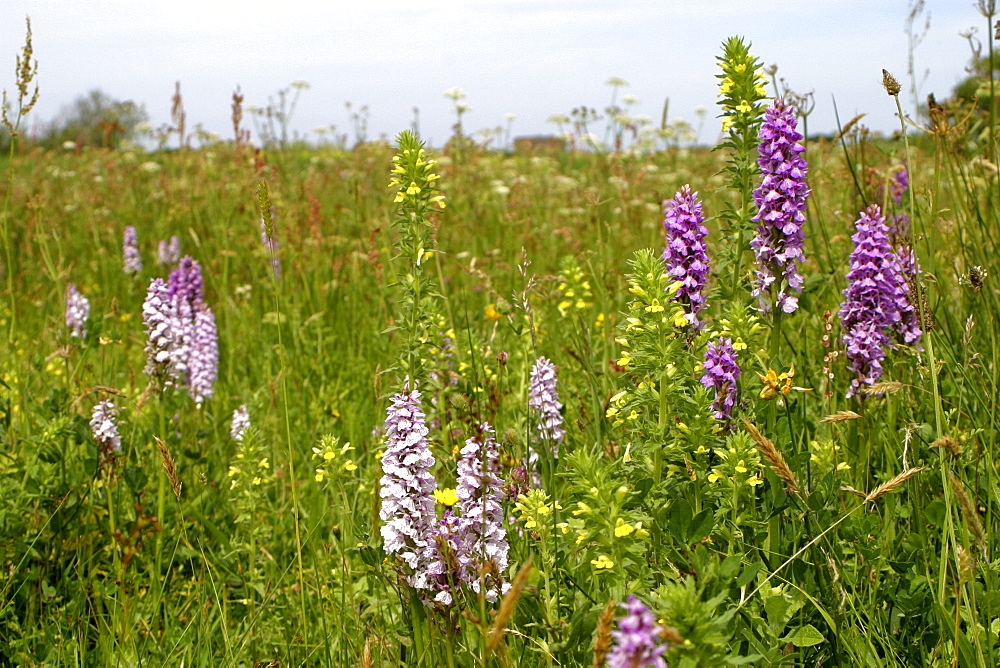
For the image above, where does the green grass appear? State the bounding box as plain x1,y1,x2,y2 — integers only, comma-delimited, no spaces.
2,49,1000,666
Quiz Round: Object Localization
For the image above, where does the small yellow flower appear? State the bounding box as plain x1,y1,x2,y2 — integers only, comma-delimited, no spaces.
406,183,421,196
484,303,503,321
433,488,459,507
342,460,358,472
645,299,665,313
591,555,615,570
614,518,635,538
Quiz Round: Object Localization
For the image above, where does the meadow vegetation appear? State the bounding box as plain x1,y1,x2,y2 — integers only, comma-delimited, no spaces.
3,14,1000,667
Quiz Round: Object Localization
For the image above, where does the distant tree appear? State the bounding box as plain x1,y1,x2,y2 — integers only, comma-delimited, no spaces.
39,89,148,149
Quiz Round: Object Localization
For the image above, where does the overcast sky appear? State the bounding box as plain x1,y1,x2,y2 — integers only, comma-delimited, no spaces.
0,1,987,148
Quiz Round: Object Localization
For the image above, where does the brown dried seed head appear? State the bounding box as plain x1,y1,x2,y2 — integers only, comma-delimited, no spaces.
930,435,963,457
592,599,616,668
820,410,862,423
862,381,903,396
865,467,924,502
882,69,902,96
742,420,803,501
154,436,183,500
487,557,532,656
950,473,986,548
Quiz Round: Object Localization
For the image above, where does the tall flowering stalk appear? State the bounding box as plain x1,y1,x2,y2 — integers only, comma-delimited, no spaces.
839,204,921,396
90,400,122,458
750,99,809,315
142,278,184,386
388,130,447,386
141,256,219,404
379,389,449,604
529,356,565,447
65,283,90,339
231,404,250,441
123,225,143,275
606,595,668,668
716,37,767,299
454,423,510,601
662,185,710,328
158,235,181,266
701,337,741,425
259,207,281,280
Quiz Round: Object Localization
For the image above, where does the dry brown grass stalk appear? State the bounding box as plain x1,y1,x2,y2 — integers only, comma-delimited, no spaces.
865,467,924,503
742,420,803,501
154,436,182,500
486,556,532,656
360,637,372,668
820,410,862,423
950,473,986,548
862,381,903,396
931,435,963,456
592,598,615,668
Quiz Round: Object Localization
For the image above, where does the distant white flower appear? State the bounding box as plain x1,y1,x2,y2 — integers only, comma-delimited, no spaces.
444,87,467,101
231,405,251,442
622,94,640,105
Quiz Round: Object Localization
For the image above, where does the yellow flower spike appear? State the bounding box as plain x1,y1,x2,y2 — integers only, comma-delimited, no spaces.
591,555,615,570
614,518,635,538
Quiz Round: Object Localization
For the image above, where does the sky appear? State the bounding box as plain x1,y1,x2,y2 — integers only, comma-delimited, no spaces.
0,0,988,148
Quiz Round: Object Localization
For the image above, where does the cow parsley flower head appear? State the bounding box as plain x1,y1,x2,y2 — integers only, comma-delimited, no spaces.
66,283,90,339
662,185,710,328
839,204,920,396
454,423,510,601
700,337,741,423
379,389,449,604
750,99,809,314
529,356,564,446
607,595,668,668
123,225,143,275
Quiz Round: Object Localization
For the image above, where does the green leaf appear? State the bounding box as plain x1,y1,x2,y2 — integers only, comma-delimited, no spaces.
668,498,692,543
781,624,825,647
